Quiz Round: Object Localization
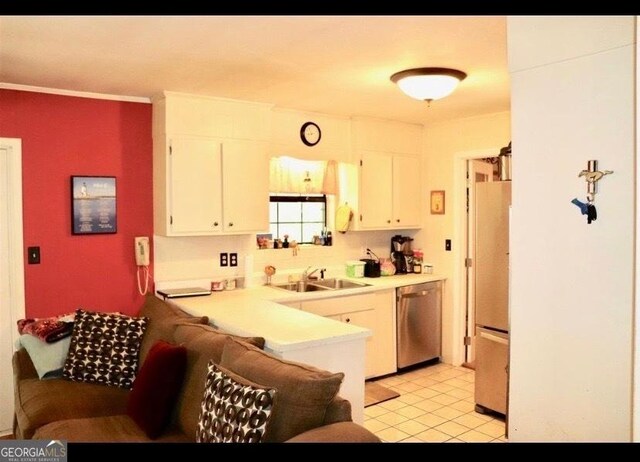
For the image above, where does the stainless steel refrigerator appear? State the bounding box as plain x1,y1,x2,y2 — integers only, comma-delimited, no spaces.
474,181,511,415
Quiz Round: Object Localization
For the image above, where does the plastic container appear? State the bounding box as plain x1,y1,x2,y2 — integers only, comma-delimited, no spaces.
345,260,366,278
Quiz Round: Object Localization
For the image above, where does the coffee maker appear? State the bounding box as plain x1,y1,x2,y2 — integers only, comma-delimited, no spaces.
391,235,413,274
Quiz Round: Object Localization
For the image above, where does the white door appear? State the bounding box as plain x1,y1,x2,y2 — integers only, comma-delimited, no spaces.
359,151,393,229
221,139,269,233
0,139,25,435
392,154,421,228
0,146,13,434
465,159,494,364
169,137,222,234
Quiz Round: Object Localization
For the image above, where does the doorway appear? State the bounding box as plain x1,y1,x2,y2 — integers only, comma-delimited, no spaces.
0,138,26,435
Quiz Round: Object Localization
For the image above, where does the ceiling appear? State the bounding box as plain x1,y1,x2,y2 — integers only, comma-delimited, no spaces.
0,16,509,124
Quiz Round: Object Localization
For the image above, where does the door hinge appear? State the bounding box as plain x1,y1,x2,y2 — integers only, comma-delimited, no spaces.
170,216,173,225
464,336,471,346
465,258,473,268
466,187,469,212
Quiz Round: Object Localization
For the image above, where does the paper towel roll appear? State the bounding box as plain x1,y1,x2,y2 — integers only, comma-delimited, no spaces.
244,254,254,288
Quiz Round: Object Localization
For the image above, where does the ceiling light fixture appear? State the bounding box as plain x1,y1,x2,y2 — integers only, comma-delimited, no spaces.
390,67,467,104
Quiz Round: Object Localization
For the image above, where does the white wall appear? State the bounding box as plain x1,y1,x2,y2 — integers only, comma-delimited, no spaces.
508,16,635,442
154,230,402,285
414,111,511,364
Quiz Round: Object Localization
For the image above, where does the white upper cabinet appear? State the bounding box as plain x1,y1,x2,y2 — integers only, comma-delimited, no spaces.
352,118,423,230
359,151,393,228
169,137,222,234
392,154,422,228
221,139,269,233
153,92,272,236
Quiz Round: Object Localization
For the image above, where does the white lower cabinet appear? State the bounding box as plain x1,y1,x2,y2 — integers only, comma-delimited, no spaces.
300,290,396,379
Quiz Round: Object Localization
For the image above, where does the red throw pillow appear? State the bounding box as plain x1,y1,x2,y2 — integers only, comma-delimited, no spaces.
127,340,187,439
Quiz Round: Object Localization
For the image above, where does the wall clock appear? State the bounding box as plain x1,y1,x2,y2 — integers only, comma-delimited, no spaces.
300,121,321,147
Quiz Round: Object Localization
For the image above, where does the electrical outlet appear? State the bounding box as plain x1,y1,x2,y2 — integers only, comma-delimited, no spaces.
28,246,41,264
445,239,452,251
230,253,238,267
220,252,229,267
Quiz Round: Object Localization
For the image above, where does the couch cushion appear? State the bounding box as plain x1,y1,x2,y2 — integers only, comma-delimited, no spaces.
196,362,276,443
62,309,148,389
138,295,209,365
172,323,265,438
127,340,187,439
220,337,344,443
14,378,129,439
33,415,189,442
285,422,381,443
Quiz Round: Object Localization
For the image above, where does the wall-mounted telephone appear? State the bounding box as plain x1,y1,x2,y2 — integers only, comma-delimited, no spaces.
135,236,150,266
135,236,150,295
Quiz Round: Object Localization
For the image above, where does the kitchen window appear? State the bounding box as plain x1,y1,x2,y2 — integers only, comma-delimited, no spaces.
269,194,327,244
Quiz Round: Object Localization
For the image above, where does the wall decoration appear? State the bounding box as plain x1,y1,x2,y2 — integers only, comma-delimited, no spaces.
430,190,445,215
71,176,117,234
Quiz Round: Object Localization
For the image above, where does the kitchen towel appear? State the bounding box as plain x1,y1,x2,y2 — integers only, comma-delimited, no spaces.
335,204,353,233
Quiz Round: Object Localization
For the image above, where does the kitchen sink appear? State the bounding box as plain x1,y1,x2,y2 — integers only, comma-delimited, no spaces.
311,278,371,290
272,281,331,293
272,278,370,293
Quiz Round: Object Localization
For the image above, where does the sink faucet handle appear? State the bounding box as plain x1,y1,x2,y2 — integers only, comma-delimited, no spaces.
302,266,316,280
320,268,326,279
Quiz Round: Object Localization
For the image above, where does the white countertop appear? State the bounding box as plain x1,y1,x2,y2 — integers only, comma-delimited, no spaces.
166,273,446,353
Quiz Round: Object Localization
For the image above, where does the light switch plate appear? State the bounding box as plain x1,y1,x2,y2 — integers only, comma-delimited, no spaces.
28,246,41,264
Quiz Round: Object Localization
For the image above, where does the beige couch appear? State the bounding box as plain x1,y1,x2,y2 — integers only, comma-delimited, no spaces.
13,295,379,443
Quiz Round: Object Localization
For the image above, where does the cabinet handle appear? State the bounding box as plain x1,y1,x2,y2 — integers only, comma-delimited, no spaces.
228,222,234,227
213,222,219,227
396,219,400,223
387,220,391,224
345,318,350,323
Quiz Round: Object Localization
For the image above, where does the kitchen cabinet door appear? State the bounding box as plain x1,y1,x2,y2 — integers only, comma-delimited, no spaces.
301,290,396,378
359,151,393,228
340,309,377,378
221,139,269,233
392,154,422,228
169,137,222,234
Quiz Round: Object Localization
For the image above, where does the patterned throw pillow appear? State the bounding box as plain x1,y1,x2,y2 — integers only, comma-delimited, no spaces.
196,361,277,443
62,309,148,389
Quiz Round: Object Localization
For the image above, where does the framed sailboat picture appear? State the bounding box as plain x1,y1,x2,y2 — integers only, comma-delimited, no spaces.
71,176,117,235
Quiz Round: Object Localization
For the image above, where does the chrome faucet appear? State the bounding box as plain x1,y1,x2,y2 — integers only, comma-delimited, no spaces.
302,266,326,281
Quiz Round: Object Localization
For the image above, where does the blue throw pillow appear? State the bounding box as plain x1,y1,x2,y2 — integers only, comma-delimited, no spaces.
17,334,71,379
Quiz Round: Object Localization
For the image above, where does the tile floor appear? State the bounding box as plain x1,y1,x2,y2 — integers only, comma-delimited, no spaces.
364,362,506,443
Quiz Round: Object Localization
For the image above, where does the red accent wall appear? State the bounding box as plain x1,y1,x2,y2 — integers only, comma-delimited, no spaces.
0,89,153,317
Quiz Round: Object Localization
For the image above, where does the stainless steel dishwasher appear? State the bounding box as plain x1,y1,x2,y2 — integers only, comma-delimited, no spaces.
397,281,442,368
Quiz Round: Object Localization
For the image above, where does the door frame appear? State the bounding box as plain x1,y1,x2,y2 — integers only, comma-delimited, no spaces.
465,159,495,364
0,137,25,436
0,138,26,344
451,148,502,366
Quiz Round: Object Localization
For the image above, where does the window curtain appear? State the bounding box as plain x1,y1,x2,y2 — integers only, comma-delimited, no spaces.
269,156,338,194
